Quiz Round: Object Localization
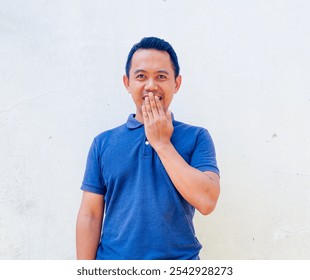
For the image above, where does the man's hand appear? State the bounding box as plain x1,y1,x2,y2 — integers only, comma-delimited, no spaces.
142,92,220,215
142,92,173,150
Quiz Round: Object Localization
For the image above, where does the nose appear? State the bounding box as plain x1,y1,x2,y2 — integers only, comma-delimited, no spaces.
144,78,158,92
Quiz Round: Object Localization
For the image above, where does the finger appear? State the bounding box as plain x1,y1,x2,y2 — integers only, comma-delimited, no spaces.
142,104,149,123
144,96,154,120
148,92,159,117
155,95,165,117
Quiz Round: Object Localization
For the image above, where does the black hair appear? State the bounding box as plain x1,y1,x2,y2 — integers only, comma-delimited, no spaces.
125,37,180,79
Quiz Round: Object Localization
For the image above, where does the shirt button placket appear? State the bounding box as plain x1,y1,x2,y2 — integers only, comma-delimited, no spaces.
142,138,152,157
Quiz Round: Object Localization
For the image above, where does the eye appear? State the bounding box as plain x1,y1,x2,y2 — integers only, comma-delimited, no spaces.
158,74,167,80
136,74,146,80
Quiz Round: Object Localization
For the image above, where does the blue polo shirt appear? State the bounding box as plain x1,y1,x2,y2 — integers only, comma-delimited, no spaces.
81,114,219,260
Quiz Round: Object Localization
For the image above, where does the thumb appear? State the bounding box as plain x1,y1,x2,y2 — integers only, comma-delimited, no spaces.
166,110,172,122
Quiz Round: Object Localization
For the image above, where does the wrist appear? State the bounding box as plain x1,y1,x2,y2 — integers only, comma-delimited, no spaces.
152,141,173,154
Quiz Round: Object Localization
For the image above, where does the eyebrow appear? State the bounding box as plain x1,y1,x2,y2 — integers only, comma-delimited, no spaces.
133,69,170,75
133,69,147,75
157,70,170,75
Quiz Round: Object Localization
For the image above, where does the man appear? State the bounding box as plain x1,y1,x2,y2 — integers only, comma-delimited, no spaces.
76,37,220,260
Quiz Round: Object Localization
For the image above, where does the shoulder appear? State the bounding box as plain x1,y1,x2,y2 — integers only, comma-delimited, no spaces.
95,123,127,140
92,123,127,151
173,120,210,138
172,119,216,151
172,119,213,151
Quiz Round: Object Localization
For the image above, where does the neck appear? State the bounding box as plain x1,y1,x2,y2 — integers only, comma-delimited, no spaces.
134,112,144,124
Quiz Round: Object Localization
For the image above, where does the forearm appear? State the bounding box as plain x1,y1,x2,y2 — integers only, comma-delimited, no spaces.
155,142,220,215
76,214,102,259
141,93,220,214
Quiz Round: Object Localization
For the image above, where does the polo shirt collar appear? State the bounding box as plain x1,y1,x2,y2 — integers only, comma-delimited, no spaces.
126,114,144,129
126,113,175,129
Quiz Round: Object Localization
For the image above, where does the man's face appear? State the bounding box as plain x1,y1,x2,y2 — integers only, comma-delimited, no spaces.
123,48,182,122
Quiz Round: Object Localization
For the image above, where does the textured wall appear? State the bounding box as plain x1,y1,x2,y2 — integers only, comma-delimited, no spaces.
0,0,309,259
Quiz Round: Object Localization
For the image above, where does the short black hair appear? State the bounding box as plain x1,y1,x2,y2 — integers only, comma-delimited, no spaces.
125,37,180,79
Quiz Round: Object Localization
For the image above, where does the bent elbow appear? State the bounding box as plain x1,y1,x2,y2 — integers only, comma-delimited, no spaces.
197,203,217,216
196,191,219,216
196,195,219,215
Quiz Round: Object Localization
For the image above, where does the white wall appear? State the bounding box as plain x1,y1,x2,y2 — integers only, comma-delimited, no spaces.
0,0,309,259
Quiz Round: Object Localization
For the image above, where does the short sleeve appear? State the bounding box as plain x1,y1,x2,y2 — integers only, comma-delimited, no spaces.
190,129,220,175
81,138,106,195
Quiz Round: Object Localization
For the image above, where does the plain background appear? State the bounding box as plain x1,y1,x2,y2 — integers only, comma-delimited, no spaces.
0,0,309,259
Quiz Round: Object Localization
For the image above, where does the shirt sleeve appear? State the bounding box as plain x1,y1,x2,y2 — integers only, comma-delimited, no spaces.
190,128,220,175
81,138,106,195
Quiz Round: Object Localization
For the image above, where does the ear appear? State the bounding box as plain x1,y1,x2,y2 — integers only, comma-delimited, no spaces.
123,75,130,93
174,75,182,94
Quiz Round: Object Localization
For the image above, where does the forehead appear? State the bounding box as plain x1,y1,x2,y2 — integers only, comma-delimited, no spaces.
130,49,173,72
